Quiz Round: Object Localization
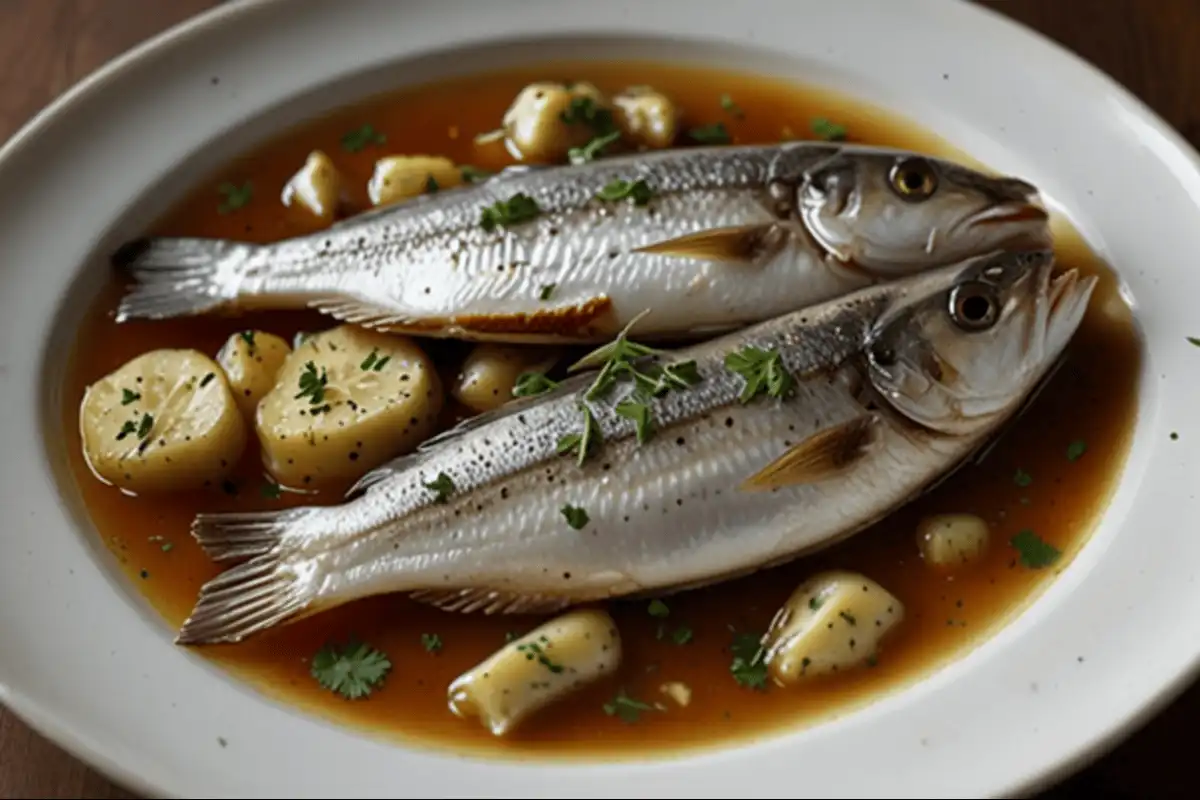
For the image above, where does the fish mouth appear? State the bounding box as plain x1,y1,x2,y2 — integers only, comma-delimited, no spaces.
969,201,1050,228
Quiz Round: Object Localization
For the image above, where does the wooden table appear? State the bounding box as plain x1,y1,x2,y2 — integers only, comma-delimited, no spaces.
0,1,1195,796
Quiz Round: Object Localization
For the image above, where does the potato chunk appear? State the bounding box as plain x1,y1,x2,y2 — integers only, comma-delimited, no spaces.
916,513,991,568
448,609,621,736
255,325,443,487
500,81,613,163
367,155,463,207
281,150,344,222
762,570,905,685
216,330,292,420
452,344,563,414
613,86,680,149
79,349,247,493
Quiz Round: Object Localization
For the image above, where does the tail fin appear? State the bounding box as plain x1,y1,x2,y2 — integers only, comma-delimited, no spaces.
175,551,313,645
191,507,312,562
112,236,259,321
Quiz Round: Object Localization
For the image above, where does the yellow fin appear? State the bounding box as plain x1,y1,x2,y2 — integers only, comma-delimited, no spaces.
632,223,787,263
409,587,574,615
740,415,879,492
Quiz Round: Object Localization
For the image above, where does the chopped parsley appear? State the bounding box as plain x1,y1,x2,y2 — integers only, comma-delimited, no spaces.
811,117,847,141
1187,336,1200,347
424,175,439,194
1013,468,1033,488
239,330,256,348
420,633,443,653
1066,440,1087,462
556,403,602,466
687,122,731,145
560,503,590,530
672,626,694,645
423,472,455,504
559,96,615,131
340,124,386,153
648,599,670,618
217,181,252,214
729,631,768,691
199,372,215,388
136,413,154,439
603,689,655,723
512,371,561,398
460,165,494,183
595,178,654,206
720,93,744,118
539,283,556,301
615,396,654,444
120,388,140,406
294,361,328,406
569,129,621,164
516,636,565,673
480,192,541,232
310,639,391,700
724,345,795,403
1011,529,1061,569
360,348,390,372
260,480,282,499
116,420,137,441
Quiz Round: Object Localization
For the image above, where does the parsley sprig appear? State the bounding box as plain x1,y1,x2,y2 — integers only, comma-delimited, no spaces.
596,178,654,206
724,345,795,403
295,360,330,413
603,689,656,723
729,631,769,691
310,639,391,700
480,192,541,232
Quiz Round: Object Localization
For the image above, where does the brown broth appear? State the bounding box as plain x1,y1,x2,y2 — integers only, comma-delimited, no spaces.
59,61,1141,758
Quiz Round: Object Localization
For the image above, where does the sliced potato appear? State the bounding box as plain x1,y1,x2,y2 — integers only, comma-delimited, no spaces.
280,150,344,222
255,325,444,487
367,155,463,207
613,86,680,149
452,344,563,414
216,330,292,420
761,570,905,686
79,349,247,493
916,513,990,568
448,609,622,736
500,81,613,163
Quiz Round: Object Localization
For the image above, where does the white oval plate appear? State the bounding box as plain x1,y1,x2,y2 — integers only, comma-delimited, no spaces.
1,0,1196,797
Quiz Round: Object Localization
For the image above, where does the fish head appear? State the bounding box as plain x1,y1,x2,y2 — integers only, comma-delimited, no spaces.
797,150,1051,274
863,248,1096,436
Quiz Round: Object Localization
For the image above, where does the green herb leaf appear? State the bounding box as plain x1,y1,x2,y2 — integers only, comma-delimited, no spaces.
217,181,253,214
647,599,670,618
1066,440,1087,462
310,639,392,700
1013,468,1033,488
460,165,494,183
569,129,622,165
425,175,440,194
516,637,566,673
423,472,455,504
539,283,556,301
116,420,137,441
1011,529,1061,569
687,122,731,145
120,388,141,406
556,404,602,466
361,348,391,371
480,192,542,232
561,503,590,530
602,689,655,723
724,345,795,403
615,396,654,444
136,413,154,440
559,96,616,134
294,361,328,406
340,124,387,153
811,117,847,141
261,480,282,499
720,93,744,119
672,626,694,645
239,330,256,347
595,178,654,206
512,371,561,398
420,633,443,653
729,631,769,691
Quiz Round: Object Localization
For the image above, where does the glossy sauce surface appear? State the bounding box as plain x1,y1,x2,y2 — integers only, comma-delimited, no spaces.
61,61,1140,757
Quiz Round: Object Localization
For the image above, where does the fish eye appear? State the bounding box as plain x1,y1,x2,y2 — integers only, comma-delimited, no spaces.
888,158,938,201
948,281,1000,331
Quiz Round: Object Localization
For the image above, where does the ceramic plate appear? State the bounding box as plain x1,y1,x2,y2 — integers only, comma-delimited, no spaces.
1,0,1197,796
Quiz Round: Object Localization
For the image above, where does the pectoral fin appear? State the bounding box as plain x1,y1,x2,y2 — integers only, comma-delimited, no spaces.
632,223,788,264
740,415,879,492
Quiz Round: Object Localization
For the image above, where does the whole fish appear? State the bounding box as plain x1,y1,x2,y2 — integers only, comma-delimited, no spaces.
175,247,1094,645
114,143,1049,345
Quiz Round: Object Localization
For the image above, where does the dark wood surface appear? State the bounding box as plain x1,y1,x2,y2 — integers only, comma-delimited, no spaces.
0,1,1194,797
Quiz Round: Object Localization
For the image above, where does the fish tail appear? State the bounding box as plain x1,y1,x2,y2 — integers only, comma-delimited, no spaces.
191,508,310,562
175,550,315,645
111,236,260,321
